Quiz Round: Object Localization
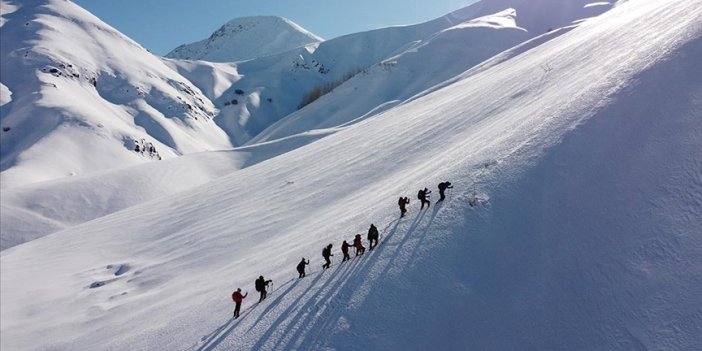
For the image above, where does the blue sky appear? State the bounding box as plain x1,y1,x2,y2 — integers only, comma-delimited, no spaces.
73,0,477,55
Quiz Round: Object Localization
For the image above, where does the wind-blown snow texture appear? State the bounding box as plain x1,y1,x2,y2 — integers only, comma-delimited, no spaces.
2,0,702,350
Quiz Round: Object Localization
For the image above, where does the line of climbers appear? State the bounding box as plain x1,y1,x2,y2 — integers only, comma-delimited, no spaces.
230,181,453,318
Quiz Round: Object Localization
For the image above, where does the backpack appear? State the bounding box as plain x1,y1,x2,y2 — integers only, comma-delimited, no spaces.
322,247,330,257
255,278,263,292
417,190,424,200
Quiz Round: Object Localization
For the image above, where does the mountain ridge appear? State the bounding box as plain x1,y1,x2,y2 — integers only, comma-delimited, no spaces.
0,0,233,189
165,15,322,63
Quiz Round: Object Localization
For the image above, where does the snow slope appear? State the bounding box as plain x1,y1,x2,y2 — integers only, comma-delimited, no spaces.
447,0,613,34
162,59,241,101
250,9,530,143
0,130,332,250
0,151,244,250
249,0,615,144
2,0,700,350
166,16,322,63
0,0,233,189
0,82,11,106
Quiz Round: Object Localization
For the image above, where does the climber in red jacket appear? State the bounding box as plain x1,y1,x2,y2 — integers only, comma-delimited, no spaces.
231,288,248,319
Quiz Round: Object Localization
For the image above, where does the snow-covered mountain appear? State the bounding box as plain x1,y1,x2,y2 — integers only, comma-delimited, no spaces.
0,132,326,250
4,0,592,192
165,16,323,63
1,0,614,186
250,8,531,143
1,0,619,250
0,0,233,189
2,0,701,350
172,0,613,146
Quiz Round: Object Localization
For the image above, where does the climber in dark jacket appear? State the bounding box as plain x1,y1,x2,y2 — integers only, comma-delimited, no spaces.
341,240,352,262
296,257,310,278
255,275,272,302
437,181,453,202
398,196,410,217
322,244,334,269
418,188,431,209
367,224,379,250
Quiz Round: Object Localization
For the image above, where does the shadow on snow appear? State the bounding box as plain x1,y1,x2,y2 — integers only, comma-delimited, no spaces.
194,204,443,350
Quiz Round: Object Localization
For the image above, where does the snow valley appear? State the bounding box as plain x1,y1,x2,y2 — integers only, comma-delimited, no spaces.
1,0,701,350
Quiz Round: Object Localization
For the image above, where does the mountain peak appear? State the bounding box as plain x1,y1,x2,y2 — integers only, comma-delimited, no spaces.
166,16,322,62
